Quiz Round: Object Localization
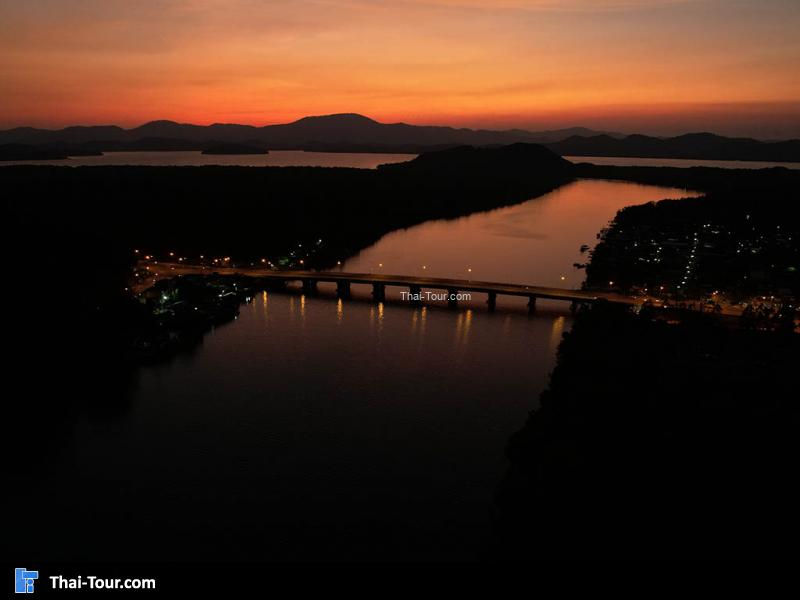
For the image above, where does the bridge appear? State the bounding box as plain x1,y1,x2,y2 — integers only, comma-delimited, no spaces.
138,262,634,311
138,262,745,319
253,270,633,312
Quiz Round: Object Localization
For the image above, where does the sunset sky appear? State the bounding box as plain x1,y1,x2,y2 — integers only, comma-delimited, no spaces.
1,0,799,137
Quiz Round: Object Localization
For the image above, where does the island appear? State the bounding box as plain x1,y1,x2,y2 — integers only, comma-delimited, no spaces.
0,143,102,161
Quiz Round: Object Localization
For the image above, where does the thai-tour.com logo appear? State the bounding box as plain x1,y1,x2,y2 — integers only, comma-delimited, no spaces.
15,568,38,594
15,568,157,593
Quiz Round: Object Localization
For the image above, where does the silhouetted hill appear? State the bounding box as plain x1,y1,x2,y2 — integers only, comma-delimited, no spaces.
521,126,625,143
4,114,796,161
548,132,800,162
380,143,572,180
0,114,613,153
0,143,70,161
0,143,103,161
0,125,127,146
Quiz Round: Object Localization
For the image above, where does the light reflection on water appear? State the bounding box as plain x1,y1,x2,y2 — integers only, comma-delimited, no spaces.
343,179,697,292
19,178,696,562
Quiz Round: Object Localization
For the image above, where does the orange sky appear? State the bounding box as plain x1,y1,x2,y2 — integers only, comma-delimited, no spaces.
1,0,799,137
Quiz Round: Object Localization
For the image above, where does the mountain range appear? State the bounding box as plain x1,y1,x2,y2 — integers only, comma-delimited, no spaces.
1,113,799,162
0,113,616,150
548,132,800,163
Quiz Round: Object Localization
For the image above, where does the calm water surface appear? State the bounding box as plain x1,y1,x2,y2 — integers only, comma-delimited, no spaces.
5,150,795,170
343,179,694,297
22,179,696,561
1,150,415,169
566,155,800,170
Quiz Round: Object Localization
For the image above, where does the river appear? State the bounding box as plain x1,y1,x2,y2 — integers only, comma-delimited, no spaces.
18,178,696,561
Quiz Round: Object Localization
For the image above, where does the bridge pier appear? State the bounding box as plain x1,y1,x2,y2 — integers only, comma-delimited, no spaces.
302,278,318,295
447,288,458,309
409,284,422,305
336,281,351,299
250,272,607,314
487,292,497,312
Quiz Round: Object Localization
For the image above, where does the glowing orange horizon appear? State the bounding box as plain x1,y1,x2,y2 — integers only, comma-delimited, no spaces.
1,1,799,137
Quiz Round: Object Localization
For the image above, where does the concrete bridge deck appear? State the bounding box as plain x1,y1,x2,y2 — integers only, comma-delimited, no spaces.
260,270,607,300
138,263,632,309
136,262,747,319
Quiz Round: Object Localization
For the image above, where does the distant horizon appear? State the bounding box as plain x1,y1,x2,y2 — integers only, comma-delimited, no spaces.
2,111,799,142
2,1,799,139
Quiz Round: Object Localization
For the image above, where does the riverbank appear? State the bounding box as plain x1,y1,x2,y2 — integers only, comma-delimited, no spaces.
582,176,799,330
494,165,800,558
493,303,800,559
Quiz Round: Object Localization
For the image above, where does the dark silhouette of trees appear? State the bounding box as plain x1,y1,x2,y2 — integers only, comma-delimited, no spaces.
494,304,800,559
